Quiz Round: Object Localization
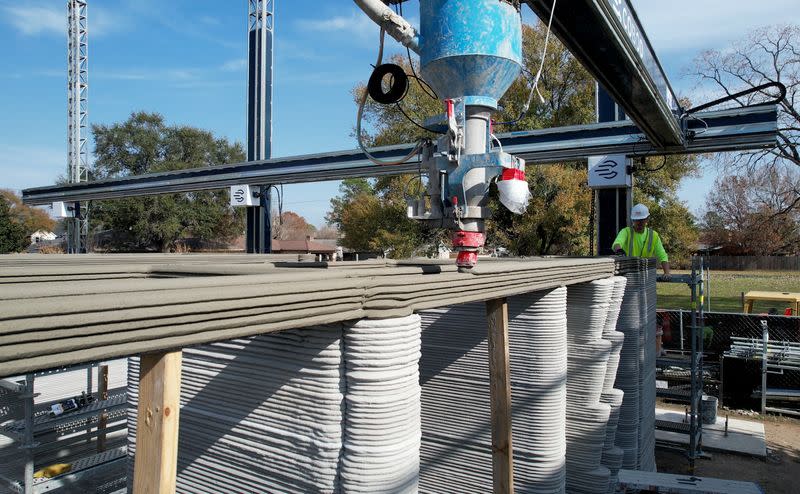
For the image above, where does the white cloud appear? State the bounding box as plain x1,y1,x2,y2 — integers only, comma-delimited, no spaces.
0,144,66,191
1,4,126,37
220,59,247,72
2,5,63,36
296,12,377,39
631,0,800,54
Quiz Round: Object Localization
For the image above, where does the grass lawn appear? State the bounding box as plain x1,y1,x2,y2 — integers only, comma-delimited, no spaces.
657,270,800,313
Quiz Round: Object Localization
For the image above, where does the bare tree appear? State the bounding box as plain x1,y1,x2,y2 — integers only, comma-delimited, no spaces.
701,166,800,255
271,211,315,241
692,24,799,173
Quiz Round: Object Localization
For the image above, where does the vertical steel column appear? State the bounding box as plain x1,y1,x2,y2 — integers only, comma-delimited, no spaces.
761,320,769,415
696,256,705,457
246,0,274,253
67,0,88,253
688,257,698,472
23,374,34,494
595,85,629,255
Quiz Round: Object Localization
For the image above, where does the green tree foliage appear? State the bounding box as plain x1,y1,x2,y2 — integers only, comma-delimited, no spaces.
91,112,245,252
334,23,698,258
630,155,700,264
0,189,56,235
0,196,28,254
326,178,434,257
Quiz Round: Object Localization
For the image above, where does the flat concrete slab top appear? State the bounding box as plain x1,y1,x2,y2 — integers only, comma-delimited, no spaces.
655,407,766,457
618,469,764,493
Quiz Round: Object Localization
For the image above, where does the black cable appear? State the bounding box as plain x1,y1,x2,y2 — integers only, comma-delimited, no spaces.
635,155,668,173
368,64,409,104
395,101,446,134
406,56,439,100
398,0,438,101
683,81,786,115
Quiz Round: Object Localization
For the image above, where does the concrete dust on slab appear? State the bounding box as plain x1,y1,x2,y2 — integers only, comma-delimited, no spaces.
656,408,800,494
655,407,766,457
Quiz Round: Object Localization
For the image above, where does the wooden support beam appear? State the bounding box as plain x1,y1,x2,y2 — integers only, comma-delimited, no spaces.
133,350,182,494
486,297,514,494
97,364,109,452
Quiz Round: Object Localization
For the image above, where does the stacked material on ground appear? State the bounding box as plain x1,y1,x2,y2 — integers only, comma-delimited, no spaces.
127,328,345,493
0,359,128,494
418,287,568,493
614,258,658,471
0,255,615,378
565,280,614,493
341,315,421,493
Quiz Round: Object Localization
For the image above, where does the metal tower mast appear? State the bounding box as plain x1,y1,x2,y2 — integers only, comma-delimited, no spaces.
245,0,274,253
67,0,88,253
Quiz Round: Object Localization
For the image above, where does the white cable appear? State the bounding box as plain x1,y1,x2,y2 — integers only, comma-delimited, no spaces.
521,0,557,114
356,28,424,166
491,134,503,153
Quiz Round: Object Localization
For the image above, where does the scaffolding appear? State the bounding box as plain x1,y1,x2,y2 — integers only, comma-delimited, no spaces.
67,0,89,254
654,256,707,472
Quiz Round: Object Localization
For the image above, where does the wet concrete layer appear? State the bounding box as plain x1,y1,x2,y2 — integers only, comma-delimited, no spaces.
0,254,614,377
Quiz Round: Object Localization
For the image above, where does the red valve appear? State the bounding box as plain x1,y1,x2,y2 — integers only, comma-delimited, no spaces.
501,168,525,181
456,251,479,268
452,231,485,248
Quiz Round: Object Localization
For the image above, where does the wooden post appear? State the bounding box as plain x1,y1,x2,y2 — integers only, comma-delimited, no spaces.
133,350,182,494
97,364,109,452
486,297,513,494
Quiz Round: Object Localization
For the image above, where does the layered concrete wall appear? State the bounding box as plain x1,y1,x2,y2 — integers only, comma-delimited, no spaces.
0,254,661,493
0,255,614,378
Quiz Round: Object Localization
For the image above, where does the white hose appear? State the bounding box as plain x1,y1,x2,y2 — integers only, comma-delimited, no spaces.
352,0,420,53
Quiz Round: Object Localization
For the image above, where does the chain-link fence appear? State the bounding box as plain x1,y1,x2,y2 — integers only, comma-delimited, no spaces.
656,310,800,412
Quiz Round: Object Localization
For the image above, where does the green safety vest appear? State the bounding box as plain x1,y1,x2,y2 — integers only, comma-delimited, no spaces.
625,226,656,258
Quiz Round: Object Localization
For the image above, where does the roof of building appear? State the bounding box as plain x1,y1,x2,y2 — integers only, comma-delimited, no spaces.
271,239,336,254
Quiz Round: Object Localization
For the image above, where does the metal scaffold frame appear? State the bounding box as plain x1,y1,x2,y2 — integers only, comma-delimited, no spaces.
655,256,707,472
67,0,89,254
245,0,274,254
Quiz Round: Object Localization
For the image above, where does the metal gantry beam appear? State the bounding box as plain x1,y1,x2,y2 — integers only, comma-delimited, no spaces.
21,106,778,205
67,0,88,253
525,0,684,148
245,0,274,254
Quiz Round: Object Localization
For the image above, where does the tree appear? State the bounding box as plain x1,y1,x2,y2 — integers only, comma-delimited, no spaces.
0,189,56,235
327,178,434,257
90,112,245,252
315,225,339,240
272,211,316,240
692,24,800,253
700,167,800,255
0,196,28,254
692,24,800,174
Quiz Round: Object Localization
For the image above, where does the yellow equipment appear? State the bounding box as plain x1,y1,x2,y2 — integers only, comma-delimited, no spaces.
743,291,800,315
33,463,72,479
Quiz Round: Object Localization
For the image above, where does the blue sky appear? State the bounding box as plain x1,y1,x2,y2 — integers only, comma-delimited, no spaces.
1,0,798,228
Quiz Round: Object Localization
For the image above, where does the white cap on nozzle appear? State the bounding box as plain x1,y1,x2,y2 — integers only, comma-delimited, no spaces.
497,169,531,215
631,203,650,220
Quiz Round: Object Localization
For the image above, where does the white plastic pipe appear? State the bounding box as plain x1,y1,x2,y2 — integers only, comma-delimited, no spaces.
353,0,420,53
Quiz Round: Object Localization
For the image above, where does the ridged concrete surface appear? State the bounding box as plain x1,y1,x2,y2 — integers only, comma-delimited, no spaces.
418,287,569,493
0,255,615,377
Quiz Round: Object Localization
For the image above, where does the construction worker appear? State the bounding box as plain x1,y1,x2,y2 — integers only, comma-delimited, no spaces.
612,203,671,278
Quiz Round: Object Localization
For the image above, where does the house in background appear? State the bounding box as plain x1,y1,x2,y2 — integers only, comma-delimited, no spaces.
271,237,337,261
30,230,57,244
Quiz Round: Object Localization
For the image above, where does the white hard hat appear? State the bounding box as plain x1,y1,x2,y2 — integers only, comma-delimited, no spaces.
631,203,650,220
